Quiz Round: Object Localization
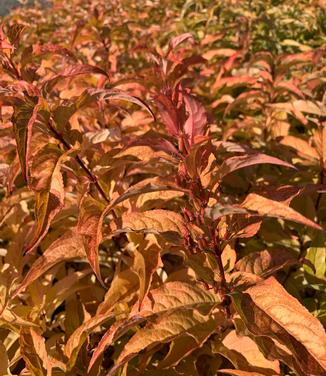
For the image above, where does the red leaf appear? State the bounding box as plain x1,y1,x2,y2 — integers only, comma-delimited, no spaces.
168,33,194,51
219,153,295,179
183,94,207,145
154,93,180,136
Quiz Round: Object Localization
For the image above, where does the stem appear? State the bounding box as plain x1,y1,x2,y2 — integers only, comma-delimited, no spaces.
213,243,231,319
214,245,227,290
48,120,110,204
209,224,229,293
315,166,324,215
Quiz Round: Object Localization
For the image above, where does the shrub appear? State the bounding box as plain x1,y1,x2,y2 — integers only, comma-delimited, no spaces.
0,1,326,375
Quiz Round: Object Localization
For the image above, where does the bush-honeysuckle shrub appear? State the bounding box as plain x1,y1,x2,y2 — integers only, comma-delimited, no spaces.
0,0,326,375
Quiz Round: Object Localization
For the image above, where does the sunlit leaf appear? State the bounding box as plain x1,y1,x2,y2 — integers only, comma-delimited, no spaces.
12,230,85,298
241,193,321,230
232,277,326,375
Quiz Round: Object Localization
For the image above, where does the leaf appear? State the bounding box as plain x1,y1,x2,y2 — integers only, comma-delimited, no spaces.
218,153,295,179
126,131,180,157
20,328,66,375
12,230,86,298
249,336,301,376
133,280,221,317
91,89,155,120
65,313,115,371
221,215,262,240
77,194,106,284
274,81,304,99
20,328,47,376
130,233,163,308
205,204,248,221
111,209,188,239
183,94,207,145
107,310,222,376
304,232,326,284
154,93,179,136
109,179,189,209
136,187,184,209
280,136,319,161
235,248,298,277
0,341,9,375
232,277,326,375
214,330,280,375
268,100,326,125
157,317,218,368
32,42,77,61
12,97,49,182
89,282,220,370
97,269,139,314
241,193,321,230
42,64,109,93
168,33,194,51
213,76,256,91
26,145,70,253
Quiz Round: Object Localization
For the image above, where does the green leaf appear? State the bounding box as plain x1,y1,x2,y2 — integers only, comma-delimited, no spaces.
304,232,326,284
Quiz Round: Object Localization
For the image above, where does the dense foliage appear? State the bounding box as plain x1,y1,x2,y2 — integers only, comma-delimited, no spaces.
0,0,326,375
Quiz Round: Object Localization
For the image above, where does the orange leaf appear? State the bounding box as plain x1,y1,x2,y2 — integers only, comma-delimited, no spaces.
26,145,70,253
232,277,326,375
241,193,321,230
12,230,85,298
77,193,106,284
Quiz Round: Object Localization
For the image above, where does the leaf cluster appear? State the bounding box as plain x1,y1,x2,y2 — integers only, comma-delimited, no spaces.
0,0,326,375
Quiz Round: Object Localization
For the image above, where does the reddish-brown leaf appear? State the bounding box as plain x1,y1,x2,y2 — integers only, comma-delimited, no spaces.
12,97,49,183
183,94,207,144
77,194,106,284
154,93,180,136
25,145,70,253
168,33,194,51
218,153,295,179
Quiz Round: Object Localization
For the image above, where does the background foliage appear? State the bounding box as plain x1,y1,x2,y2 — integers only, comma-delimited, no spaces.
0,0,326,375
